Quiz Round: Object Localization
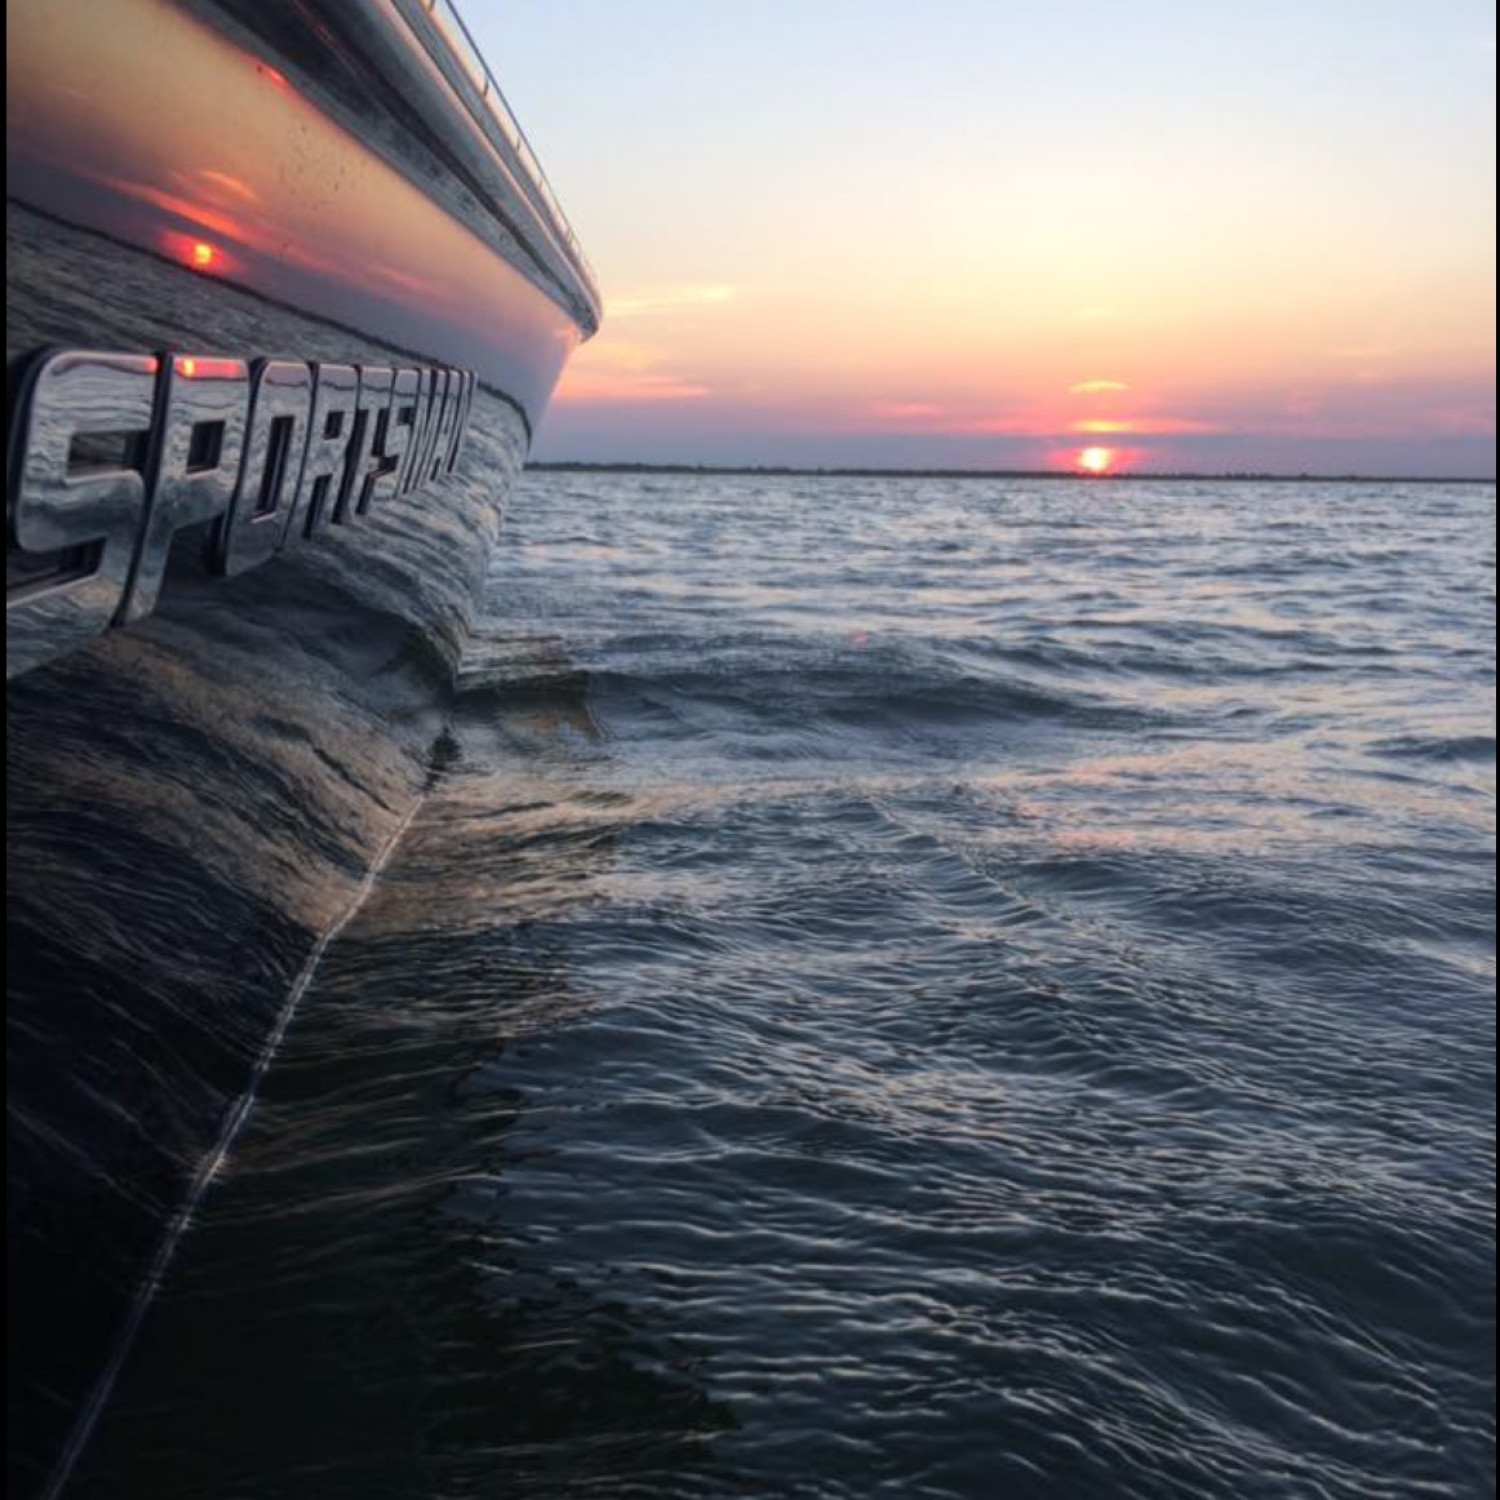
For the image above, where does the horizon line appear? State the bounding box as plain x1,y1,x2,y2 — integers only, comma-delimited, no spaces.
526,461,1496,485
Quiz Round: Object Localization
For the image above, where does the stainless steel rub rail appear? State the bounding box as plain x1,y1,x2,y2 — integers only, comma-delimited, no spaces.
393,0,602,326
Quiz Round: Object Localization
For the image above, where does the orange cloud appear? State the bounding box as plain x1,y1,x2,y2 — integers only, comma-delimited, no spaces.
1069,379,1131,394
606,284,737,318
554,372,709,404
1072,417,1225,435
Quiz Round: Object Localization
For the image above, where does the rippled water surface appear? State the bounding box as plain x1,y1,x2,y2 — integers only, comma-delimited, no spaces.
80,476,1495,1498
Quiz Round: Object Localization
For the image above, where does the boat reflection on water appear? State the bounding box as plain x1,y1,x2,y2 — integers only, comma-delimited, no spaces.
63,649,737,1498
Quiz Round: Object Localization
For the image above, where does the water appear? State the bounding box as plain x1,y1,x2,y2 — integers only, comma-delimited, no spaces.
74,475,1494,1497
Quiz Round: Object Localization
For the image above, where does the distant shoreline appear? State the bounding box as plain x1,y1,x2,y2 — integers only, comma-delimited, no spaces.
527,462,1495,485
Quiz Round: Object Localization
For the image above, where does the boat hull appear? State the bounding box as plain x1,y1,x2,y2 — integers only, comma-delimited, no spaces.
6,1,595,1490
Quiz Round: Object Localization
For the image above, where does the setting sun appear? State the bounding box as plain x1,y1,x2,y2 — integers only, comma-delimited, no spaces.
1076,446,1114,475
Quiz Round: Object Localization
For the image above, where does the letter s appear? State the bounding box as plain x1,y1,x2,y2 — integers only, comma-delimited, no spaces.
6,349,158,679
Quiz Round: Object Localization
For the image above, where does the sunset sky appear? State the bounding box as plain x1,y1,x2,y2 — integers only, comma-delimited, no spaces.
468,0,1495,476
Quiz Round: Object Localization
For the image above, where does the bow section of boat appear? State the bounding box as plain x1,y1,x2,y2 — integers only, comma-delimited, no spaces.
6,3,598,1493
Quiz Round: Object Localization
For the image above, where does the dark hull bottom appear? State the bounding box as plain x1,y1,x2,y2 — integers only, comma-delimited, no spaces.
7,203,530,1494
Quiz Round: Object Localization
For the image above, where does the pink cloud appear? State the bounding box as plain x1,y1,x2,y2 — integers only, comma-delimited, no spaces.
867,400,949,422
553,371,710,405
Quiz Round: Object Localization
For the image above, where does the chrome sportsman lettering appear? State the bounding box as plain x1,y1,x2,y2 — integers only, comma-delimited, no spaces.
6,349,478,678
123,354,250,624
409,368,450,494
401,366,438,496
336,366,390,524
293,362,360,541
362,367,417,516
217,359,314,579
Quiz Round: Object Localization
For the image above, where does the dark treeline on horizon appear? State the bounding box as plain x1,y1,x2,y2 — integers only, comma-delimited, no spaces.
527,461,1495,485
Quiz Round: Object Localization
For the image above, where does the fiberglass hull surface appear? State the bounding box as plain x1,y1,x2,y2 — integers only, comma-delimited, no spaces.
6,3,594,1491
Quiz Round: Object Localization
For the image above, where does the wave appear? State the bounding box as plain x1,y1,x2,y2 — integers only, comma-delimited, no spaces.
1371,732,1497,765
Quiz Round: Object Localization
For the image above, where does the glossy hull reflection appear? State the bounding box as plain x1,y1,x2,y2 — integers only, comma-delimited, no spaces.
7,0,594,411
5,0,596,1493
